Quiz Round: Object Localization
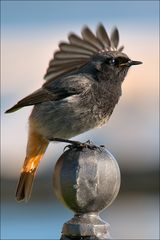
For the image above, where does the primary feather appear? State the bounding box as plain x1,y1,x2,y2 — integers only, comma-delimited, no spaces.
110,27,119,49
96,23,111,49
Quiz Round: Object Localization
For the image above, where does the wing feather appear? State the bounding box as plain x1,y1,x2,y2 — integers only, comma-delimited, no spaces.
59,42,94,55
44,23,124,82
118,45,124,52
110,27,119,49
5,89,56,113
54,51,91,59
81,26,104,50
45,65,82,77
68,33,98,52
49,58,87,67
96,23,111,48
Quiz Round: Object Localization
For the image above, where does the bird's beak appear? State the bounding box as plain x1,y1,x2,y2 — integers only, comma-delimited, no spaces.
126,60,143,67
120,60,143,67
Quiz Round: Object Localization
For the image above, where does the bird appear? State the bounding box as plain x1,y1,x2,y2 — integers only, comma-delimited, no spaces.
5,23,142,202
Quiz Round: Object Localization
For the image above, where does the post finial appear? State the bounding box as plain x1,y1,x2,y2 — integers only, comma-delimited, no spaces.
53,146,121,240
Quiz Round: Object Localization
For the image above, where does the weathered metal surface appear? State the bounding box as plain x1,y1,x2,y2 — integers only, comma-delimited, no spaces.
53,146,120,239
61,212,111,240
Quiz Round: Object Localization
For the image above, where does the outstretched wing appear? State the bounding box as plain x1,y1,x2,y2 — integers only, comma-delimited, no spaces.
44,23,124,82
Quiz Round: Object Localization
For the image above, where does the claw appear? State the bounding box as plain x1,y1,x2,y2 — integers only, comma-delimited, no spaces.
49,137,105,152
63,145,71,152
100,145,105,148
64,140,105,152
63,144,76,152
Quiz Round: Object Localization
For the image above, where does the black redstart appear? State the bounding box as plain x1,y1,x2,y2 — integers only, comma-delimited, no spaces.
5,23,142,202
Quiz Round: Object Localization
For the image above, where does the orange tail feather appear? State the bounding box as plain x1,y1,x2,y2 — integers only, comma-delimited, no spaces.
16,130,49,202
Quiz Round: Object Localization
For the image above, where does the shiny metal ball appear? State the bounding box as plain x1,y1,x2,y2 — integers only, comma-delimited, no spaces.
53,146,120,213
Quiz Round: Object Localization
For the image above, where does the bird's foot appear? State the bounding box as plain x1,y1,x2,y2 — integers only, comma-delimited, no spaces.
48,137,105,151
64,140,105,152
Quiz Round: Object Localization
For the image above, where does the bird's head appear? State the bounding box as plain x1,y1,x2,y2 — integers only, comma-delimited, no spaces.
92,51,142,82
44,23,142,83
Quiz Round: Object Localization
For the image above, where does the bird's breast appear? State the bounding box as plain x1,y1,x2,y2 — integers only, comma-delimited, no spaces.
91,83,122,120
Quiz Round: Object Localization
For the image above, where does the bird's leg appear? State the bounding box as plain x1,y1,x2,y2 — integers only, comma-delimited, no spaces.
48,137,105,151
48,137,82,145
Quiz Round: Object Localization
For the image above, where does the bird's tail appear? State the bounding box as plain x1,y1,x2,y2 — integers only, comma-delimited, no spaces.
16,130,49,202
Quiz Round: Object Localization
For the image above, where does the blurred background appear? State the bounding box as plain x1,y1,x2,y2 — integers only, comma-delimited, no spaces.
1,1,159,239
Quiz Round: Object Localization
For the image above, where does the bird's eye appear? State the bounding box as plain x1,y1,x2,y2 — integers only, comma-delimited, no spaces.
109,58,116,65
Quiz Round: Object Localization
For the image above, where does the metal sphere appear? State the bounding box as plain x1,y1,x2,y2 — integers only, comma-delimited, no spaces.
53,146,120,214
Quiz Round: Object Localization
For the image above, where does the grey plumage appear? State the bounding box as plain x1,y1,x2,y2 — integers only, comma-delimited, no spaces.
5,23,142,202
6,22,142,136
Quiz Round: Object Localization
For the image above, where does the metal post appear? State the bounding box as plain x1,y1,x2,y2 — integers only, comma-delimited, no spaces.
53,146,121,240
